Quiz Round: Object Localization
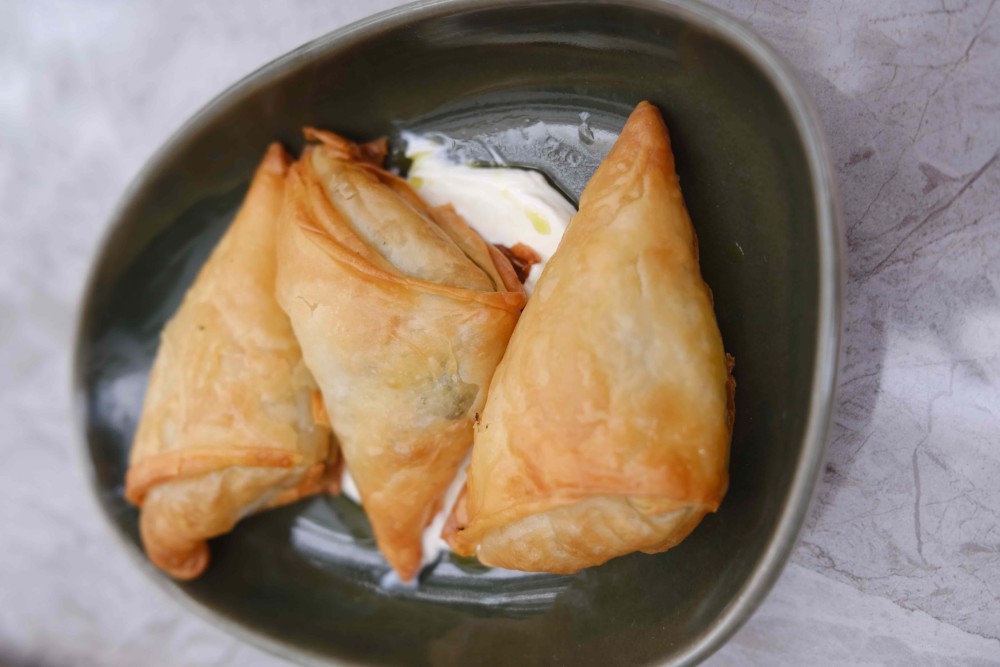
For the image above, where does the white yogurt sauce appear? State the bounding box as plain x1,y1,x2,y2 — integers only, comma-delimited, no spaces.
403,133,576,294
340,133,575,577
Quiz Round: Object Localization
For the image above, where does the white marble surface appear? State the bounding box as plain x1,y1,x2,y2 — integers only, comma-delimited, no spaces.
1,1,998,665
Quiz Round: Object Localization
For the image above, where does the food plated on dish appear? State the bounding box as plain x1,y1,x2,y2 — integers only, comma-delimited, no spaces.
125,101,735,583
76,2,840,664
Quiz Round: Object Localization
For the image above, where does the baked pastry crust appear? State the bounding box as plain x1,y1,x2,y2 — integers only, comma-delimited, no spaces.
444,102,735,573
275,129,525,580
125,144,333,580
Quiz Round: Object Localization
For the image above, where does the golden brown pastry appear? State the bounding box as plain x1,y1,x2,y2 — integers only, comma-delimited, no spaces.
274,129,526,581
125,144,334,580
444,101,735,573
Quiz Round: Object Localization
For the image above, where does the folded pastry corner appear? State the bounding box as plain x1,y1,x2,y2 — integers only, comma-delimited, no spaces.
125,143,334,580
443,101,735,573
275,128,526,581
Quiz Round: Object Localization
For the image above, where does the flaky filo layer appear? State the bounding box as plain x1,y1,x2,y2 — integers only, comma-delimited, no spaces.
125,144,334,580
444,102,736,574
275,129,525,581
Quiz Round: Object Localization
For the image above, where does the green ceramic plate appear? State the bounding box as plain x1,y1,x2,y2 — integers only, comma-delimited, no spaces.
74,1,841,665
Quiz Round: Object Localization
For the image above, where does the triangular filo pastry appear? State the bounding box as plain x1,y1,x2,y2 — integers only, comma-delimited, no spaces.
275,129,526,581
126,144,334,580
444,102,735,573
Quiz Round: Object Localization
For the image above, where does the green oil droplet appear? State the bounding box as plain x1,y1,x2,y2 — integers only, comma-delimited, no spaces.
528,210,551,234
